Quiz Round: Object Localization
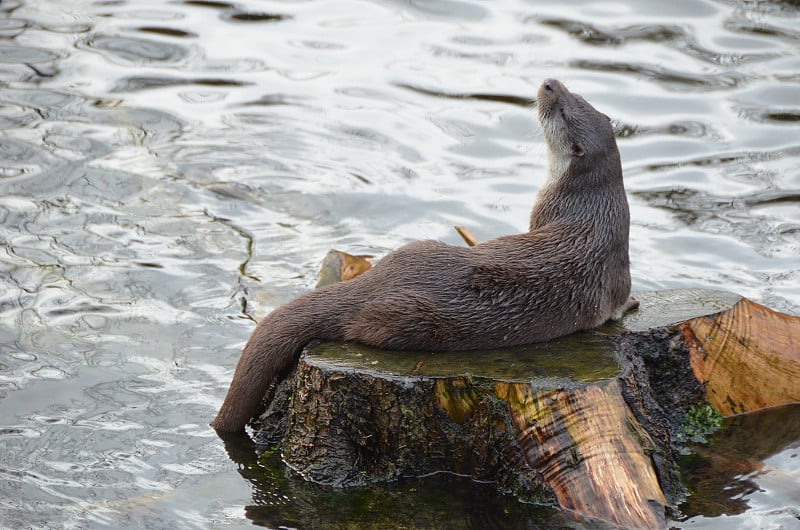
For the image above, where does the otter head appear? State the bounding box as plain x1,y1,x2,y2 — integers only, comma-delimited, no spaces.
537,79,619,176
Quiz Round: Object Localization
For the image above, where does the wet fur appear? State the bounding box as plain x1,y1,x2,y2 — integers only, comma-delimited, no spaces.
212,79,633,432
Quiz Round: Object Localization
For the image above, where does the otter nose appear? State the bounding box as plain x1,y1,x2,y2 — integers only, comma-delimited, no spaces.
542,79,560,93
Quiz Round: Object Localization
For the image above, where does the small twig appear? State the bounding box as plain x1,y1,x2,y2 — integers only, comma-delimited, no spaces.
454,226,479,247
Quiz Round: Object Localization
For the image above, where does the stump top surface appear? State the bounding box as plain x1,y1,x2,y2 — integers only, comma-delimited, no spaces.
617,288,741,332
304,288,741,385
306,333,620,386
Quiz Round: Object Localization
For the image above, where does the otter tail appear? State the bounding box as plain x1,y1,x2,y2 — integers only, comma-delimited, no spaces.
211,291,343,432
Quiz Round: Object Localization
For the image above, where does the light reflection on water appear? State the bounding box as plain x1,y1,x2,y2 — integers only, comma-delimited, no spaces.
0,0,798,527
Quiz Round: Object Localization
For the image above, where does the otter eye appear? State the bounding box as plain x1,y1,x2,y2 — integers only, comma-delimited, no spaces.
571,143,585,157
559,108,566,118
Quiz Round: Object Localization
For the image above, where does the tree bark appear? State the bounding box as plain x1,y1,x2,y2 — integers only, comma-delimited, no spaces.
254,289,800,529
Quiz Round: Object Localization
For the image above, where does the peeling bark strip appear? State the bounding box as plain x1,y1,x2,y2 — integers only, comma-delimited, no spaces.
254,289,800,529
495,380,666,529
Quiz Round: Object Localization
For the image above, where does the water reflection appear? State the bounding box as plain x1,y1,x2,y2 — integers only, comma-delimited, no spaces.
678,405,800,528
82,34,190,64
0,0,798,527
219,431,572,530
114,76,250,92
395,82,536,107
136,26,198,38
221,11,291,24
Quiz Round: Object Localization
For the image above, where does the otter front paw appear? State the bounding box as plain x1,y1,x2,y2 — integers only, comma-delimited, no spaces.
612,296,639,320
624,296,639,313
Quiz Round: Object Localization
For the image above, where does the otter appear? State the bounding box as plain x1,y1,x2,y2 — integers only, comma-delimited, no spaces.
212,79,637,433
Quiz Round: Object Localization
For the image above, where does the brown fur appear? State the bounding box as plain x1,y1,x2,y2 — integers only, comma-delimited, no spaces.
212,79,634,432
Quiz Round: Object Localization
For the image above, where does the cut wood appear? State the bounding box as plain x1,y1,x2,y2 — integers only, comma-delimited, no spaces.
315,250,372,288
681,297,800,415
255,268,799,529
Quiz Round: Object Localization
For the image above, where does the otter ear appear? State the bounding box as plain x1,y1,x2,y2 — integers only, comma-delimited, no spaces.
571,143,585,157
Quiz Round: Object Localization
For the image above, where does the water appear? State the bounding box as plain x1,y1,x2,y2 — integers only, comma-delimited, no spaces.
0,0,798,528
679,405,800,530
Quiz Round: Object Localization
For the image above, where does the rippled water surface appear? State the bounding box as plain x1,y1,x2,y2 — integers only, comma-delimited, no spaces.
1,0,798,528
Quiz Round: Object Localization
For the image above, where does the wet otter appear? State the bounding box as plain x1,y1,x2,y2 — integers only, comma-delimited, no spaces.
212,79,636,433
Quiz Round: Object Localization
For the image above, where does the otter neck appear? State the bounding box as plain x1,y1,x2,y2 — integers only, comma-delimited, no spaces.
529,149,625,232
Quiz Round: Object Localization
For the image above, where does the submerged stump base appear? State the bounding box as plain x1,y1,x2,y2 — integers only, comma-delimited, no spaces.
255,289,800,530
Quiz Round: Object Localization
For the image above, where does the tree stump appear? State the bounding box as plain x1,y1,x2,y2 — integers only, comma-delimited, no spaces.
253,289,800,529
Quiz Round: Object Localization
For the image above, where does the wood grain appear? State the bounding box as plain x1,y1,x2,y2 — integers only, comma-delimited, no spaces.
683,297,800,416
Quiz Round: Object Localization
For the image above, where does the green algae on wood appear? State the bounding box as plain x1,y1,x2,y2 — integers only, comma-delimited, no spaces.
307,333,621,385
